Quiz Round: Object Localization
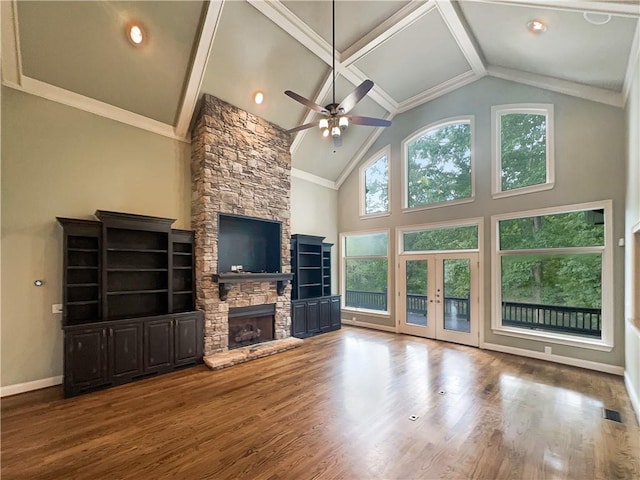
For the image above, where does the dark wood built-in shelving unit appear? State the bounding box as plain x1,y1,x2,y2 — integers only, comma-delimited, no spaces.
291,234,341,338
57,211,203,397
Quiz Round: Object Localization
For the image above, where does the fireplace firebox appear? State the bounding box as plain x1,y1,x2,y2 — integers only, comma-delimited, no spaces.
228,304,275,349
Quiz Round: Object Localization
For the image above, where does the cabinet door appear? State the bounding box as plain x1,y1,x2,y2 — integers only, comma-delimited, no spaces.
319,298,331,332
307,300,320,334
144,317,174,372
64,328,108,393
109,322,142,381
330,296,341,329
174,315,202,366
291,302,307,338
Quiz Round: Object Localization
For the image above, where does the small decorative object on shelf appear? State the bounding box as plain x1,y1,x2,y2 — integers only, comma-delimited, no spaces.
290,234,341,338
56,210,203,397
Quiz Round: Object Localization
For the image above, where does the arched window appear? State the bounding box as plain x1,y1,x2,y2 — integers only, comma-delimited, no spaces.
402,117,474,210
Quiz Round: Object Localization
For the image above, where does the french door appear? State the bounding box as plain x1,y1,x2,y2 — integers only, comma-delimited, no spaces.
398,253,479,347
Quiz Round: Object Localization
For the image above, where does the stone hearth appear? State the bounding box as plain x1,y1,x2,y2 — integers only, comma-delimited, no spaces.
191,94,293,360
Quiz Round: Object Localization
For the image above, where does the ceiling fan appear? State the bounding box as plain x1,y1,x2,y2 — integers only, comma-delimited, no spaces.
284,0,391,148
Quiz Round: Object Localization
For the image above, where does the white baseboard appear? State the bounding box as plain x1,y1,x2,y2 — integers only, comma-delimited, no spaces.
341,319,397,333
481,342,624,376
624,372,640,424
0,376,63,397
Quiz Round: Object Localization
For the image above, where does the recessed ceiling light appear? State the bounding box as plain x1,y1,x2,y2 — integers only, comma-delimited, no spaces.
128,23,145,45
583,12,612,25
254,91,264,105
527,19,547,33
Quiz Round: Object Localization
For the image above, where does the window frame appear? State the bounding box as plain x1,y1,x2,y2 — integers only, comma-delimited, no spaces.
397,217,483,256
340,228,391,317
359,145,391,219
491,103,555,199
401,116,476,213
491,200,614,351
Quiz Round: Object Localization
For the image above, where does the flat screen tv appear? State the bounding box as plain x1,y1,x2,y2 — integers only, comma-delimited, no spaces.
217,214,281,273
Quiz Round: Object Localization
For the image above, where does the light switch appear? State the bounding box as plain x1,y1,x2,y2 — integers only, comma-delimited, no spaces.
52,304,63,314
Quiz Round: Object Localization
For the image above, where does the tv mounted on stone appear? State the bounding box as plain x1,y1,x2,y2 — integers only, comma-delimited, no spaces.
217,213,281,273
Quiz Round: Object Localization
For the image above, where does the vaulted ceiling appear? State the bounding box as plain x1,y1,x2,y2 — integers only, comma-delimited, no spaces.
2,1,639,186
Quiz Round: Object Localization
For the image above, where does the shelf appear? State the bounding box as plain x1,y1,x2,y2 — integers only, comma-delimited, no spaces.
173,290,193,295
213,272,293,301
107,268,168,272
68,300,99,306
299,252,321,256
173,266,192,270
68,266,99,270
68,283,99,287
172,252,192,256
300,283,322,287
300,266,321,270
69,248,98,253
107,289,168,296
107,248,167,253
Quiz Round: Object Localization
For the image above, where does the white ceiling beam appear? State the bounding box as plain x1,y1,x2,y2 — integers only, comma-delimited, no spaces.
487,65,625,107
1,0,22,87
340,65,398,114
175,1,225,139
435,0,487,75
16,76,189,142
340,1,436,66
464,0,640,17
248,0,334,65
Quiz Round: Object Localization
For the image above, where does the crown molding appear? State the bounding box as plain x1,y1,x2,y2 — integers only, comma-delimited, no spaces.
487,65,625,108
12,76,189,142
1,0,21,86
175,0,225,139
466,0,640,17
623,19,640,104
397,69,483,113
291,168,337,190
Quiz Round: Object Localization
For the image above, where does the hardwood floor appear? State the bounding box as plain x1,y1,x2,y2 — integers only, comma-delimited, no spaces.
2,326,639,479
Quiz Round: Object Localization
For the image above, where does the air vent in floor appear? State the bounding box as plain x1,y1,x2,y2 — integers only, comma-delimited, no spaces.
602,408,622,423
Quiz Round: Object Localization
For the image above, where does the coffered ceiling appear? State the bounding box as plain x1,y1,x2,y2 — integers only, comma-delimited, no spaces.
2,1,639,187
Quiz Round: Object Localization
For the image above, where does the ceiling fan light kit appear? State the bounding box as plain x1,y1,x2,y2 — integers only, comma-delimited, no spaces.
284,0,391,148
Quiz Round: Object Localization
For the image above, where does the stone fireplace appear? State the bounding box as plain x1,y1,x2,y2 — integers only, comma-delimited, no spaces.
191,94,296,359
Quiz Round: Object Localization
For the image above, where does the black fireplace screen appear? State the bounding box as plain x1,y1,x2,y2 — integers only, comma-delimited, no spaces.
228,304,275,349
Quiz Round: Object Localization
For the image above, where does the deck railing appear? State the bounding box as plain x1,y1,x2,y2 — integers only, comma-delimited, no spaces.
345,290,601,337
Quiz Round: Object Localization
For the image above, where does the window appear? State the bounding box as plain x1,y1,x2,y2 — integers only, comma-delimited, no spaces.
401,223,479,253
342,231,389,313
492,201,613,350
403,117,474,210
360,145,390,217
492,104,554,198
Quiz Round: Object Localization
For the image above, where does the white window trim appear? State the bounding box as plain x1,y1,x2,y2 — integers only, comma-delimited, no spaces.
401,116,476,212
340,228,391,316
397,217,483,255
359,144,391,219
490,200,614,351
491,103,555,199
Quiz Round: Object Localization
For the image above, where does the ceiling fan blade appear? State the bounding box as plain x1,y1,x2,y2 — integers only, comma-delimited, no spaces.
284,90,329,115
333,134,343,148
286,121,320,134
347,115,392,127
337,80,374,114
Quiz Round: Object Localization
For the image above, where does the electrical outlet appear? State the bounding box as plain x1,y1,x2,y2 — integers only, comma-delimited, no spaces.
231,265,237,272
52,304,63,314
544,346,552,355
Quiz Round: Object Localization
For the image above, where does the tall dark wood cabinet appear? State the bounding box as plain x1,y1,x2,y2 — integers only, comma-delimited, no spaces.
58,211,203,397
290,234,341,338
